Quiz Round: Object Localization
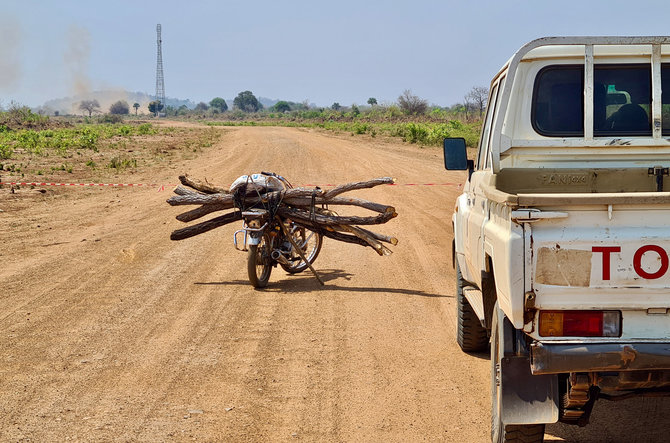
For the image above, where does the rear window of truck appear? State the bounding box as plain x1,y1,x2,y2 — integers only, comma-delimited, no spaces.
533,64,657,137
532,65,584,136
662,64,670,132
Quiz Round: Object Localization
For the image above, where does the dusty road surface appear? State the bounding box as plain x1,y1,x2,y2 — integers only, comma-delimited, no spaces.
2,124,669,442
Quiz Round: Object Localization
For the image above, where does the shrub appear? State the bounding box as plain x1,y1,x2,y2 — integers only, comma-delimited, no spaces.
99,114,123,124
109,100,130,115
108,157,137,170
137,123,154,135
398,90,428,115
117,125,132,136
0,143,13,159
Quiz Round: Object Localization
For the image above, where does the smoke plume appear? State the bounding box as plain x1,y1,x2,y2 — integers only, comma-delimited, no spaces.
0,18,22,91
63,25,91,96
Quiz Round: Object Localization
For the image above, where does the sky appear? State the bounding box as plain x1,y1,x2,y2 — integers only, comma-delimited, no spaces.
3,0,670,109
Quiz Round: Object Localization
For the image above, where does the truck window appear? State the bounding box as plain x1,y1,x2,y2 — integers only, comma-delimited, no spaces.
594,64,651,136
485,76,506,169
533,64,654,137
532,65,584,136
476,83,499,170
662,64,670,135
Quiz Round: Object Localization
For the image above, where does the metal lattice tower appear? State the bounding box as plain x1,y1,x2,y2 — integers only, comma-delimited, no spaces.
155,24,165,116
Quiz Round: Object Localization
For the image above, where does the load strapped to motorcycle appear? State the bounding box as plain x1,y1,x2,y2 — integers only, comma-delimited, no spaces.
166,172,398,287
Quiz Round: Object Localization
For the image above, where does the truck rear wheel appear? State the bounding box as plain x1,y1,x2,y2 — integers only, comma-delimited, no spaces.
456,261,488,352
491,302,545,443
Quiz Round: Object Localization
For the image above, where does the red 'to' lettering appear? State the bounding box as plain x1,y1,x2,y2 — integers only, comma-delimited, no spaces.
592,246,621,280
633,245,669,279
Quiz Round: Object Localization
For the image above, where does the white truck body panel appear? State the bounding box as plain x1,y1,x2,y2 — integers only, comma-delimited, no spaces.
448,36,670,436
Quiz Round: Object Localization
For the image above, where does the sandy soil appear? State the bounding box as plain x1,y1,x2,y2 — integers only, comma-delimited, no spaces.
1,124,669,442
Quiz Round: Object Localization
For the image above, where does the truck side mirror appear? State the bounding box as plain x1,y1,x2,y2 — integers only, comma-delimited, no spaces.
443,138,474,176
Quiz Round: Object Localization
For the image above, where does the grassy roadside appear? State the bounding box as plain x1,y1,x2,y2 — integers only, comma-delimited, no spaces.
0,106,481,186
0,109,221,184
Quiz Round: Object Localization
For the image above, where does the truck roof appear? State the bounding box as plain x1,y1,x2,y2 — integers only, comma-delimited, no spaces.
487,36,670,172
499,36,670,78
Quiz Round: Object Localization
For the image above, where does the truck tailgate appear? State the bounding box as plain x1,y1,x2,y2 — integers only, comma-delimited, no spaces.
529,205,670,339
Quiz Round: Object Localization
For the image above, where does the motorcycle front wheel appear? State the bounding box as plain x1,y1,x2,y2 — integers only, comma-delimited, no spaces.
248,234,272,288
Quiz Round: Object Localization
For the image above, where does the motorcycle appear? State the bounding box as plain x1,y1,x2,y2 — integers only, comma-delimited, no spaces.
233,172,323,288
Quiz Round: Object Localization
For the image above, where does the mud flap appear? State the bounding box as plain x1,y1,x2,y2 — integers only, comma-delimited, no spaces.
497,307,559,425
501,356,559,424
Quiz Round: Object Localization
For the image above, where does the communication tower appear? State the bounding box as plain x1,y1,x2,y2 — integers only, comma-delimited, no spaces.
155,24,166,116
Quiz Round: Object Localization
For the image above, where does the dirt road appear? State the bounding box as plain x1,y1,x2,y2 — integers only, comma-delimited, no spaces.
1,125,669,442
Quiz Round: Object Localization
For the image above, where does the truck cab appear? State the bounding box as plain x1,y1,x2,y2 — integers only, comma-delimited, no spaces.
444,37,670,442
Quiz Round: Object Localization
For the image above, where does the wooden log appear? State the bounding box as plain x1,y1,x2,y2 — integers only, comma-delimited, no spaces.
356,226,398,245
167,175,399,254
179,174,229,194
173,195,394,224
176,202,234,222
336,224,391,256
315,209,393,255
173,185,204,196
168,187,318,207
280,218,371,248
167,192,234,206
262,188,323,201
278,206,396,226
283,196,394,214
170,211,241,240
319,227,371,248
322,177,394,199
312,209,396,245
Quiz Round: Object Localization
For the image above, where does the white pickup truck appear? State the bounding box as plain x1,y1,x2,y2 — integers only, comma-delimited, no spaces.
444,36,670,442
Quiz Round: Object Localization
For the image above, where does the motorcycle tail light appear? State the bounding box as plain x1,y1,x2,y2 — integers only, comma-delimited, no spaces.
539,310,621,337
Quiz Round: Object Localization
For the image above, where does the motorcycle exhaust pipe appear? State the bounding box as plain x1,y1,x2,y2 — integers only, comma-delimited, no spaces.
271,249,291,266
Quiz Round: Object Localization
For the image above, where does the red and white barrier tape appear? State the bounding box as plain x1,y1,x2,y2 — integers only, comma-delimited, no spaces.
0,182,165,187
298,183,463,187
0,181,463,190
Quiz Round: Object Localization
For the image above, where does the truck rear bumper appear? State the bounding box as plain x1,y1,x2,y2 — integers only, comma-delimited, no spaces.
530,342,670,374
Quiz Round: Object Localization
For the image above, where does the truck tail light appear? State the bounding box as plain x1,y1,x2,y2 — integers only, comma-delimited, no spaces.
539,311,621,337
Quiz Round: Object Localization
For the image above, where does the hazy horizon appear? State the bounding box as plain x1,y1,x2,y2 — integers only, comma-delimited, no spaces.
3,0,670,109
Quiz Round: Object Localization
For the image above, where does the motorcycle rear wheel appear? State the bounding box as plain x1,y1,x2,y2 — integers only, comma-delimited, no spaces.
280,225,323,274
248,234,272,288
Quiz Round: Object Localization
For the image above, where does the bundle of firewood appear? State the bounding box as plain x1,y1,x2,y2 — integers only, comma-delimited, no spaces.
166,174,398,255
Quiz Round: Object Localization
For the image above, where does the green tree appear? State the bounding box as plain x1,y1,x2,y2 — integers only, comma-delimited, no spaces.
233,90,262,112
331,102,341,111
79,99,100,116
109,100,130,115
351,104,360,116
273,101,291,113
367,97,378,106
209,97,228,112
195,102,209,111
148,100,163,114
133,102,140,115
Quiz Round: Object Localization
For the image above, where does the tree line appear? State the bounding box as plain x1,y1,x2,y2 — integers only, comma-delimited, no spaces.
77,86,490,120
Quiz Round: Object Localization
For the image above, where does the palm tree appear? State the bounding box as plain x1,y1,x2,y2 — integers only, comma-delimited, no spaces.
133,102,140,115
